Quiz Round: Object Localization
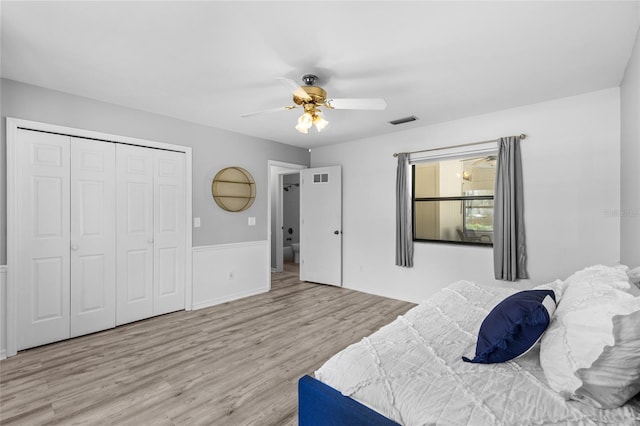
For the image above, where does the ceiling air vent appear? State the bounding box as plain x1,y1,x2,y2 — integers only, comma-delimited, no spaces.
388,116,418,125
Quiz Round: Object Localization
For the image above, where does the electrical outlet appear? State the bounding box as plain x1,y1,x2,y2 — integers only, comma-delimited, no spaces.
194,217,201,228
248,217,256,226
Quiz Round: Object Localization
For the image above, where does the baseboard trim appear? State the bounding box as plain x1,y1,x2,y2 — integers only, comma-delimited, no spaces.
192,286,269,310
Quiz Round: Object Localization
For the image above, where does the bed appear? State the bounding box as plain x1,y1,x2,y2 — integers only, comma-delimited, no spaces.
299,266,640,425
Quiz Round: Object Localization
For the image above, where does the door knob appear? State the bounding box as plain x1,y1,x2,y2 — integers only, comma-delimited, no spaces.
71,244,79,251
148,238,154,244
334,230,340,235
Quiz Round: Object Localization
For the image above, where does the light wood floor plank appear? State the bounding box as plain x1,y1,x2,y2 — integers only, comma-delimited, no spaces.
0,264,415,425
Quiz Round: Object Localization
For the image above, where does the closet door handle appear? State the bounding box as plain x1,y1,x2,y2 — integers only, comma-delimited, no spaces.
71,244,79,251
147,238,154,244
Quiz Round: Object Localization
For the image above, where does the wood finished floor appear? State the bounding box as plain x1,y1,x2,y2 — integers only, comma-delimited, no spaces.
0,264,415,425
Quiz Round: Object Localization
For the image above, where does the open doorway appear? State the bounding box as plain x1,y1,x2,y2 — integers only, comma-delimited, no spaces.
268,161,343,288
281,173,300,266
267,161,306,286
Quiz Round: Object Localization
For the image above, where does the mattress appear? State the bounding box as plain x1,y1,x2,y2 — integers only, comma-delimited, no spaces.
315,281,640,425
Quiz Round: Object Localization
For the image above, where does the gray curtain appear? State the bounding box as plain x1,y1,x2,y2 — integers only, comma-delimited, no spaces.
493,136,528,280
396,153,413,267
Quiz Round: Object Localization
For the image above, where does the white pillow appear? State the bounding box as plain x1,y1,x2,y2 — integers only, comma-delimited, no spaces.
533,278,568,300
572,264,632,291
627,266,640,293
539,265,640,408
613,264,640,296
626,281,640,297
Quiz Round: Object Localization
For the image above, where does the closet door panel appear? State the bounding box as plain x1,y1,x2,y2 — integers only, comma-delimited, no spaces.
125,249,151,299
31,257,65,320
116,144,154,325
153,150,186,315
158,247,177,295
70,138,116,337
17,130,71,350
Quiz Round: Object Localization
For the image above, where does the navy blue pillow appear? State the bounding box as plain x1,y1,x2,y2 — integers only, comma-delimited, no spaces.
462,290,557,364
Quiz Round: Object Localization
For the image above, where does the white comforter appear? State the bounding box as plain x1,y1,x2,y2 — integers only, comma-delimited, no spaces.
315,281,640,426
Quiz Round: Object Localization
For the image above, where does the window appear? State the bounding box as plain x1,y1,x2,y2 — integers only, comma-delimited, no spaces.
413,154,497,245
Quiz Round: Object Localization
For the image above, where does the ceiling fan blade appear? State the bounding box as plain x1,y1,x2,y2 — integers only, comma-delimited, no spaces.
326,98,387,110
276,77,312,101
241,105,297,118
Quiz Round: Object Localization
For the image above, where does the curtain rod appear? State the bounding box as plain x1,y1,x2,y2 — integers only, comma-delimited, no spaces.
392,133,526,158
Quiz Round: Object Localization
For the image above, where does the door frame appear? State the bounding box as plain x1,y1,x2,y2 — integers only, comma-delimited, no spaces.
299,166,343,286
267,161,306,284
5,117,193,358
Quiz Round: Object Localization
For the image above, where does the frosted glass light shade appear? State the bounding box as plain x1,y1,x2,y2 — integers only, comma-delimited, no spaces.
295,112,313,133
313,114,329,131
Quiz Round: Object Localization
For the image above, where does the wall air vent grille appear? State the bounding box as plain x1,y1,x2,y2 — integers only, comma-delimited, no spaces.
313,173,329,183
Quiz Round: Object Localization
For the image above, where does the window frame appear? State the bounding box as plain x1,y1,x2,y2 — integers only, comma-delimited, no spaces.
411,156,496,247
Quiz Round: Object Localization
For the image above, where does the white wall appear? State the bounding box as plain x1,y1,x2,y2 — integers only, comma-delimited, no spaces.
0,79,310,265
621,24,640,268
311,88,621,303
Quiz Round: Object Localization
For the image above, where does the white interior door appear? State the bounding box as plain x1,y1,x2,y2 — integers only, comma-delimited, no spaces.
70,138,116,337
153,149,186,315
300,166,342,286
116,144,154,325
17,130,71,350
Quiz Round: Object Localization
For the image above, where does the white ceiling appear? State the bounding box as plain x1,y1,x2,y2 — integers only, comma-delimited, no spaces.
1,1,639,149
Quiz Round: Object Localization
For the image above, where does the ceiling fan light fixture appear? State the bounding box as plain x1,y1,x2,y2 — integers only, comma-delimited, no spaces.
295,124,309,134
295,112,313,133
299,111,313,125
243,74,385,135
312,113,329,132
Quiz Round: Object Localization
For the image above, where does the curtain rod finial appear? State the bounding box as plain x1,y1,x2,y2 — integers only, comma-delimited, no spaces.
519,133,526,140
393,153,399,158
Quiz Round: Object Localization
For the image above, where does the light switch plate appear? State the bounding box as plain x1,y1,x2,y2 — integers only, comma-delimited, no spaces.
248,217,256,226
194,217,201,228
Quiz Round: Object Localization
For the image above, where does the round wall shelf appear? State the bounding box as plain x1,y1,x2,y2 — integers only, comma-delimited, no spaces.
211,167,256,212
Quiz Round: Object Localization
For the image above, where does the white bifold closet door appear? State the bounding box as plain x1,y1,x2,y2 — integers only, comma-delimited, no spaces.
16,129,186,350
17,131,116,349
116,144,185,325
70,138,117,337
153,149,186,316
17,130,72,349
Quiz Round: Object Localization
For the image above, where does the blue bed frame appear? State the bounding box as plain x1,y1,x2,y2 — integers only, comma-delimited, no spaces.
298,375,400,426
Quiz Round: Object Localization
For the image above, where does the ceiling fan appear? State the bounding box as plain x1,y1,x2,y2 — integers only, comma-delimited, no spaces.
241,74,387,134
